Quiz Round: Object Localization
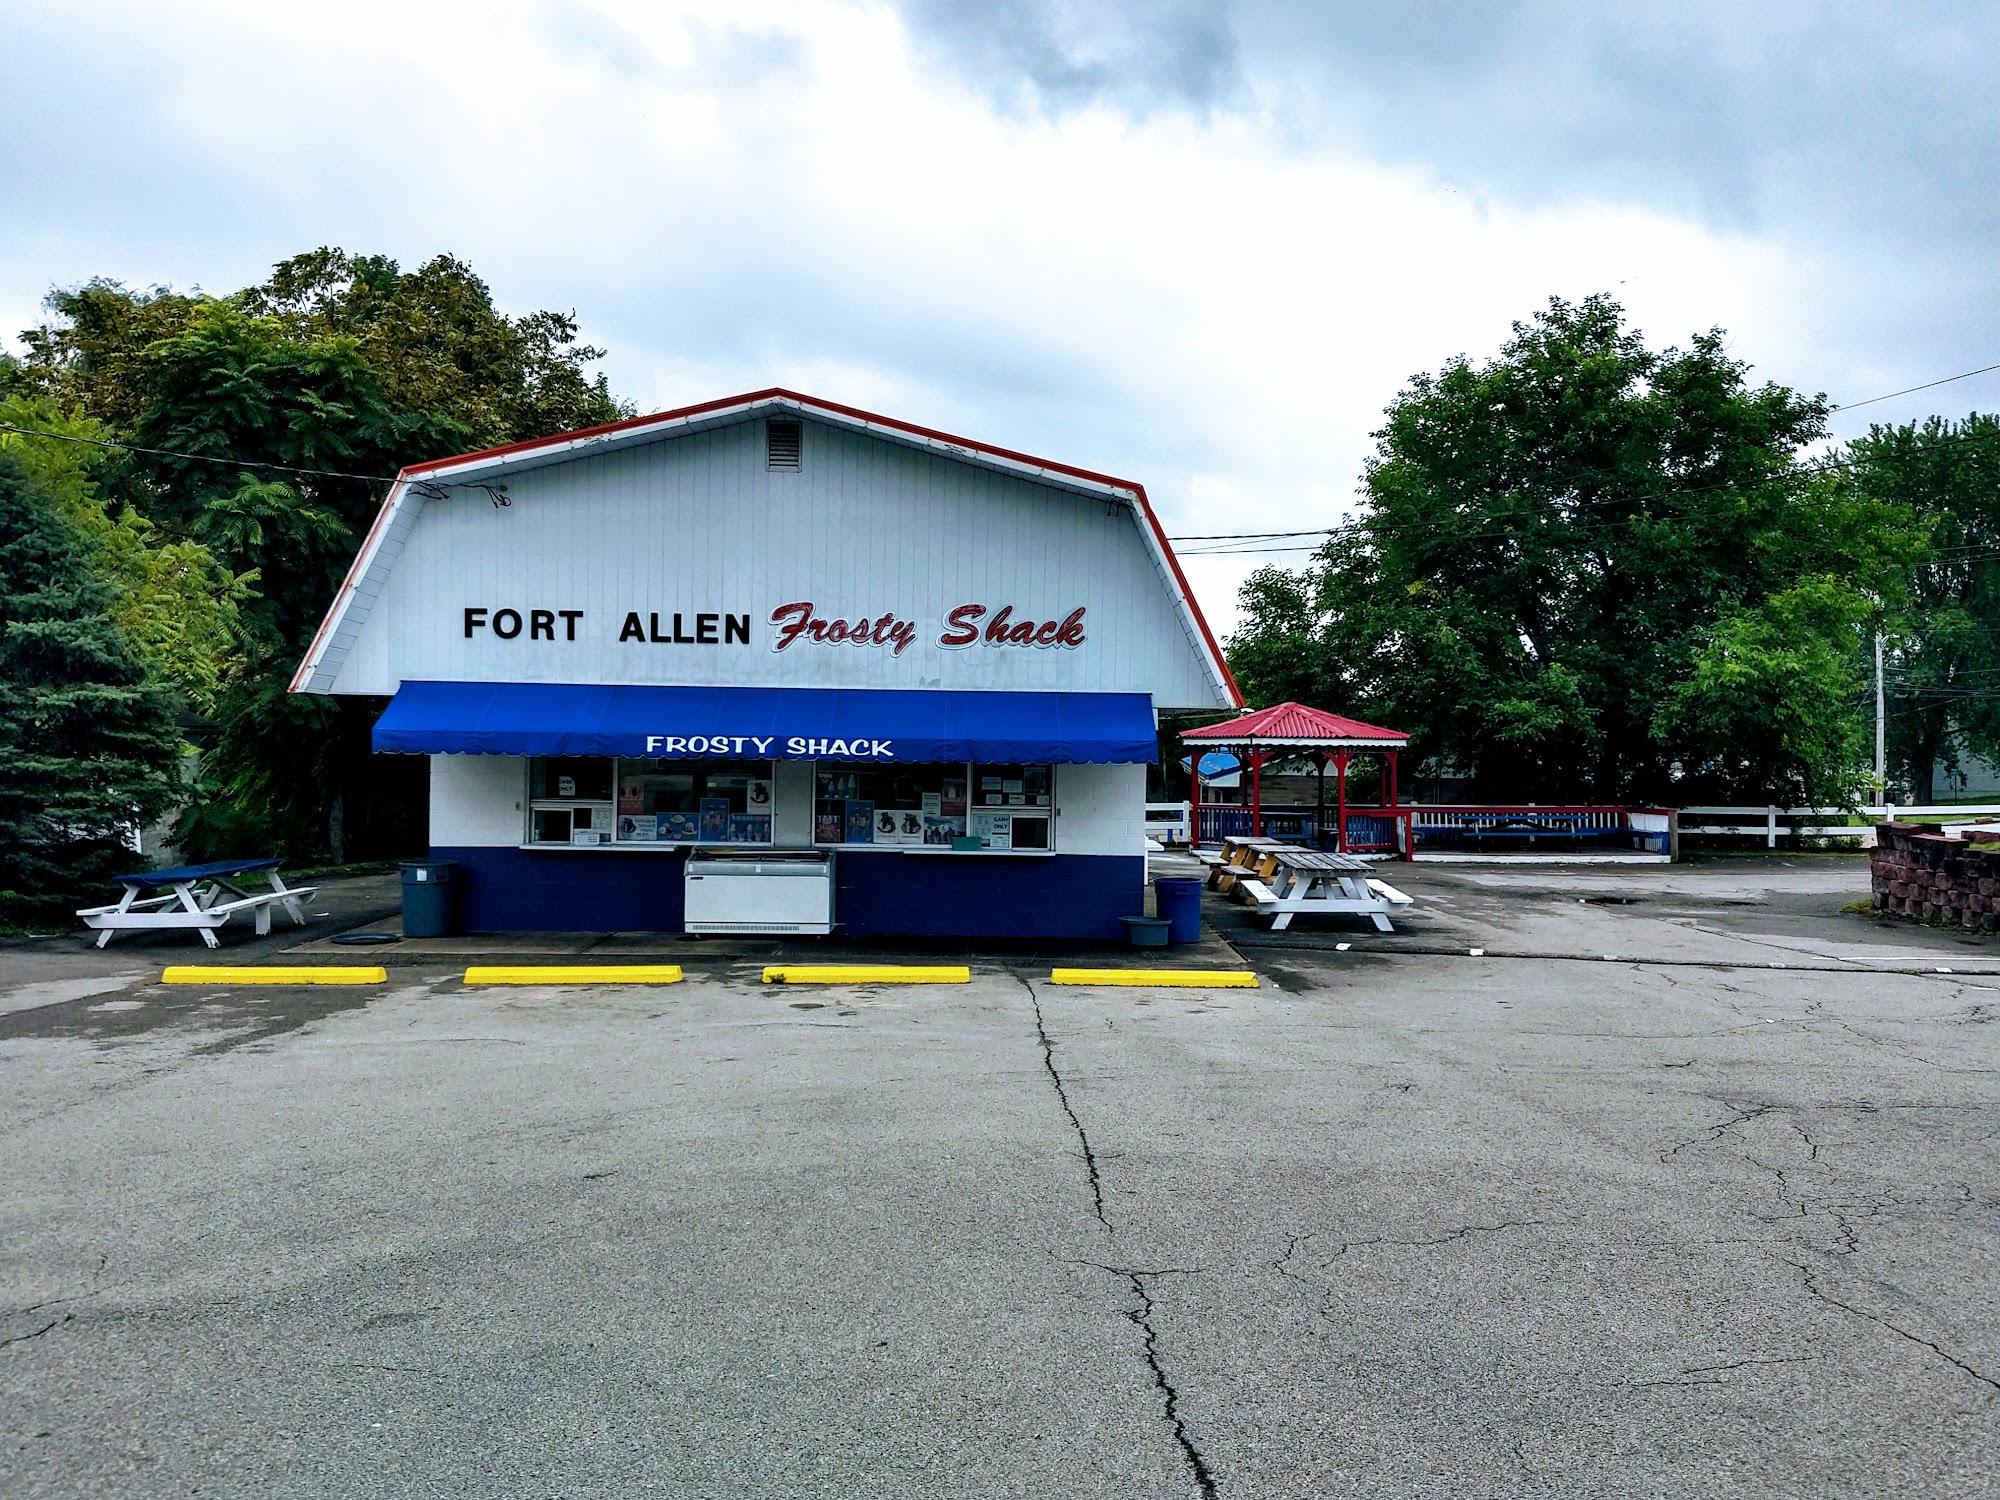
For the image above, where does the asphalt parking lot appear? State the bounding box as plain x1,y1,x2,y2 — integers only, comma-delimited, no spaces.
3,855,1996,1498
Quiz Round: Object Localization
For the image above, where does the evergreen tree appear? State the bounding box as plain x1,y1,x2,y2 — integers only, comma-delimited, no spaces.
0,455,181,927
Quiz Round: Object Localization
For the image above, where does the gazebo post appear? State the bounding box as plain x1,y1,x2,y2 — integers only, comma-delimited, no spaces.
1315,752,1328,851
1387,750,1399,808
1335,751,1350,852
1250,749,1264,838
1189,747,1204,849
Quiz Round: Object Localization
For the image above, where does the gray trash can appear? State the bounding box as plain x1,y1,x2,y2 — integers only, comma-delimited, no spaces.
400,860,460,938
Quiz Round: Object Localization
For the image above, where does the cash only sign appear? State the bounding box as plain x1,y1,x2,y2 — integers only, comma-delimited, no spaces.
456,599,1090,762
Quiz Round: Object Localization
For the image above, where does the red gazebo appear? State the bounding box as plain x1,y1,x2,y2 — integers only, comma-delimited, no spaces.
1181,702,1410,853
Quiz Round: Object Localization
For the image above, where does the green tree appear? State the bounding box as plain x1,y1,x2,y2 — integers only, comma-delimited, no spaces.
11,250,630,863
1844,413,2000,804
240,249,629,447
15,251,627,446
125,305,466,861
0,395,249,712
14,280,208,430
0,455,181,926
1229,295,1921,805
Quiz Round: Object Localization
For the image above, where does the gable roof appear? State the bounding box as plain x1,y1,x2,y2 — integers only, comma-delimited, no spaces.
1182,701,1408,747
290,388,1241,704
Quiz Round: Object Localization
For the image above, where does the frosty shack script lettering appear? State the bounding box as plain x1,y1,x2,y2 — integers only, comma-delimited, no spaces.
458,602,1087,654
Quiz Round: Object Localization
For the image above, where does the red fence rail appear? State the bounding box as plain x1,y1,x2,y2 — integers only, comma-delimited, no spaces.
1193,804,1673,858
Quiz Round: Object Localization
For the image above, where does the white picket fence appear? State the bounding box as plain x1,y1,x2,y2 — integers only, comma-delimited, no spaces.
1150,799,2000,852
1680,804,2000,847
1145,801,1192,844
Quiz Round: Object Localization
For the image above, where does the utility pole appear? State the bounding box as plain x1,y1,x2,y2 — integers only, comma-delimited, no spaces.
1874,633,1886,806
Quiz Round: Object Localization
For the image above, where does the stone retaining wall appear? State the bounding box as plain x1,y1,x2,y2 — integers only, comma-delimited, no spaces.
1871,821,2000,932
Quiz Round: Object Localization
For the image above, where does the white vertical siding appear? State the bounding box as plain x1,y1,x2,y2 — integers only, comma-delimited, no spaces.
332,416,1224,706
430,755,525,847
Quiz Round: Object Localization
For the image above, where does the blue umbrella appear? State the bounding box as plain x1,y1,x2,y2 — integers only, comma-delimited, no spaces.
1179,751,1241,778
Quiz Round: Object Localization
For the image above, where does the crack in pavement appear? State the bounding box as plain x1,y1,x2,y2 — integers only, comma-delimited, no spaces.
1126,1270,1220,1499
1783,1258,2000,1394
0,1312,74,1347
1660,1100,1780,1162
1024,977,1109,1232
1020,976,1218,1498
1291,1220,1552,1266
1630,1354,1817,1388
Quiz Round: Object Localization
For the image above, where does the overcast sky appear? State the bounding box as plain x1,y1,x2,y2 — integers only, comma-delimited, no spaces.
3,0,1994,630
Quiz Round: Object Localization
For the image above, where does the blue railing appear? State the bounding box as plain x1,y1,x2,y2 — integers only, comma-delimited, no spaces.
1193,805,1407,853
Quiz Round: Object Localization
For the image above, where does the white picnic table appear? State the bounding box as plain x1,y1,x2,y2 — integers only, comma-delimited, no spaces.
1233,847,1413,932
77,858,319,948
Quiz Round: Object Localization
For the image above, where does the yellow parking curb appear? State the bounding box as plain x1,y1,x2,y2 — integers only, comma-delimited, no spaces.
462,965,684,985
161,966,386,986
762,965,971,985
1048,968,1257,989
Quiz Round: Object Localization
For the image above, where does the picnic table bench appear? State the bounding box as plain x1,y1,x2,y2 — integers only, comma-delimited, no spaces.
1197,837,1291,894
1233,848,1414,932
77,858,319,949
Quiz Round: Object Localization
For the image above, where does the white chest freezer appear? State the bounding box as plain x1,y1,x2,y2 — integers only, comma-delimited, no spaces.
683,849,835,934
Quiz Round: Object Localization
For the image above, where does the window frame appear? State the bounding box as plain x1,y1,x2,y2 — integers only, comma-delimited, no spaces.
523,756,776,850
811,761,1056,854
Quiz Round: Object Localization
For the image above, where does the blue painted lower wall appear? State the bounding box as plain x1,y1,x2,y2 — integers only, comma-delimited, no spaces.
429,846,1146,939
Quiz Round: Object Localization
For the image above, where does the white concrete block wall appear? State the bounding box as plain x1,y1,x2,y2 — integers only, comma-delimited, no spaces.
1055,762,1148,856
430,755,527,847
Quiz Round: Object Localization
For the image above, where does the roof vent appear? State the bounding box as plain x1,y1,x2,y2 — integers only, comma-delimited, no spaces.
766,419,802,471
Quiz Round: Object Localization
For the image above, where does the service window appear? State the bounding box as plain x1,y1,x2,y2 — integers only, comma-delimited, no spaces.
813,765,968,846
527,757,773,845
616,759,773,844
528,757,614,845
970,763,1052,851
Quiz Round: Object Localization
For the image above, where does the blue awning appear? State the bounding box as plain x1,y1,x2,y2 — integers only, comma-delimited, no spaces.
373,682,1158,764
1179,751,1241,778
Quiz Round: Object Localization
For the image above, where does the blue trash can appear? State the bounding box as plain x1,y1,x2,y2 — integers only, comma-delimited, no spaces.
1153,876,1203,945
400,860,460,938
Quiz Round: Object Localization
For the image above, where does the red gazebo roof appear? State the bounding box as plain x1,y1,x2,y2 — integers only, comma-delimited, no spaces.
1181,701,1409,748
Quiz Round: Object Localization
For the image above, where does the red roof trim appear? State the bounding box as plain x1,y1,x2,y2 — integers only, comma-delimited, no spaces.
287,473,408,693
380,388,1241,706
399,387,1138,493
1130,480,1242,707
1182,701,1407,743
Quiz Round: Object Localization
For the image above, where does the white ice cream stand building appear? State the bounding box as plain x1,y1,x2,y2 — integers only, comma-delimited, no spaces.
292,390,1239,938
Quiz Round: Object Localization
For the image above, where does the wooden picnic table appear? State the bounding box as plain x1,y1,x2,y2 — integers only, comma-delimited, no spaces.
1237,846,1413,933
77,858,319,949
1199,836,1293,892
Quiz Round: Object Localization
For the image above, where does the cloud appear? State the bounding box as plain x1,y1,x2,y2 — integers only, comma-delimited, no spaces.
2,0,1993,636
896,2,1999,246
900,0,1246,114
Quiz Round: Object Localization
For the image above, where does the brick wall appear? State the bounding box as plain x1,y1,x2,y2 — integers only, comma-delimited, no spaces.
1871,822,2000,932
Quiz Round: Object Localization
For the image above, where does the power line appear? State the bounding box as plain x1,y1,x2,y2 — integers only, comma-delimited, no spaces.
1163,426,2000,552
1165,366,2000,547
0,421,403,485
1168,536,1336,548
1834,361,2000,414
